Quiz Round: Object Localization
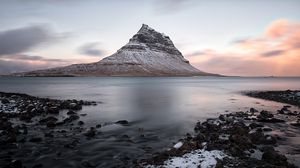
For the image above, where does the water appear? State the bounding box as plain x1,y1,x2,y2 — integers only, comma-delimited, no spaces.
0,77,300,167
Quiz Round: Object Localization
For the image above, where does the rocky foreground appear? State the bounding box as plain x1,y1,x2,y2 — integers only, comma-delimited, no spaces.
137,90,300,168
1,90,300,168
0,92,99,168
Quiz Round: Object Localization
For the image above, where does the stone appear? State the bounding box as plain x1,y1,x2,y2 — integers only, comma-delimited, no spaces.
249,108,258,113
262,149,288,166
29,137,42,142
115,120,129,125
47,106,59,114
67,110,76,115
84,127,96,137
1,98,10,104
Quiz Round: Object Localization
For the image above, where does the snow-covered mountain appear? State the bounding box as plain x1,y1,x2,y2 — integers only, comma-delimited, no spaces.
17,24,217,76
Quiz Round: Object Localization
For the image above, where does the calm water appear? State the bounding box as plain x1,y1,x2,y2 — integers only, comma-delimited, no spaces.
0,77,300,167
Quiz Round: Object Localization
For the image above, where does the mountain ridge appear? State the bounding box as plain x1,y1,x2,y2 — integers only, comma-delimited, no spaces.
13,24,218,77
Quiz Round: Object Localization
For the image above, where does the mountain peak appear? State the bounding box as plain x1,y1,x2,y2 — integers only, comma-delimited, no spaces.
138,24,155,33
122,24,181,55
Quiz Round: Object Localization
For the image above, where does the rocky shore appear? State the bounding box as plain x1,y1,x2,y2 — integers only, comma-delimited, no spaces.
1,90,300,168
137,91,300,168
0,92,98,168
244,90,300,107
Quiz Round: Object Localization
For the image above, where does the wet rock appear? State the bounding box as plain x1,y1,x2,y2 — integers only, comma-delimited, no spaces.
67,110,76,115
78,121,84,125
10,159,23,168
115,120,129,125
46,121,56,128
81,161,96,168
69,102,82,110
1,98,10,104
26,104,35,112
44,132,54,138
262,127,272,132
249,123,263,129
258,118,285,123
63,114,79,123
290,120,300,127
249,107,258,113
84,127,96,137
262,149,288,166
258,110,273,119
19,114,32,122
96,124,101,128
47,106,59,114
29,137,42,142
64,140,79,149
215,158,224,168
39,116,58,123
32,163,43,168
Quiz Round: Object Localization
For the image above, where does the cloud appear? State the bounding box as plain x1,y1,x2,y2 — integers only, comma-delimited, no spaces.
153,0,194,14
261,50,285,57
187,19,300,76
0,54,69,62
0,57,72,74
0,25,67,56
78,42,105,56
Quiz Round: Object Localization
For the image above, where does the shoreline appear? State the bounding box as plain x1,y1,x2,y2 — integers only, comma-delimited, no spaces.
1,90,300,168
138,90,300,168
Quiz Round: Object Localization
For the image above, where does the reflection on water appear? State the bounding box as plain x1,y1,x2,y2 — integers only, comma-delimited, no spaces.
0,77,300,167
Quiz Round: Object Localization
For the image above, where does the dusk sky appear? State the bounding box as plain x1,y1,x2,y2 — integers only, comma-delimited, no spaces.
0,0,300,76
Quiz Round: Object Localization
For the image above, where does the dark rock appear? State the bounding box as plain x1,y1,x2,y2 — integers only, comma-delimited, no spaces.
63,114,79,123
249,131,266,144
262,127,272,132
258,118,285,123
47,106,59,114
69,102,82,110
115,120,129,125
290,121,300,127
262,149,288,166
96,124,101,128
84,127,96,137
1,98,10,104
44,132,54,138
10,159,22,168
215,158,223,168
32,163,43,168
81,161,96,168
39,116,58,123
46,121,56,128
64,140,79,149
249,123,263,129
78,121,84,125
219,115,226,121
250,108,258,113
26,104,35,112
29,137,42,142
258,110,274,119
67,110,76,115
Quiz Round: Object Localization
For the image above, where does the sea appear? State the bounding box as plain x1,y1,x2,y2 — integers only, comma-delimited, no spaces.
0,76,300,167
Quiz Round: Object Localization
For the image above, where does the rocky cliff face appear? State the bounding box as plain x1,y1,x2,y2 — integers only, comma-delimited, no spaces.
17,24,216,76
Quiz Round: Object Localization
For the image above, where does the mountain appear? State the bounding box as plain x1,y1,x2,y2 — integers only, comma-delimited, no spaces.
15,24,217,77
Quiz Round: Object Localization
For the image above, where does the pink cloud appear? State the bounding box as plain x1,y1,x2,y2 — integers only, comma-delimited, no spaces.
187,19,300,76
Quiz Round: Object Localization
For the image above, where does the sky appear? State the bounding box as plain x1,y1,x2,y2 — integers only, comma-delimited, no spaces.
0,0,299,76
